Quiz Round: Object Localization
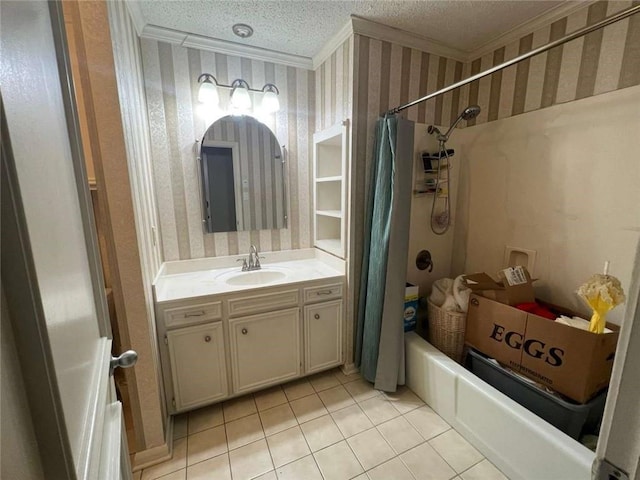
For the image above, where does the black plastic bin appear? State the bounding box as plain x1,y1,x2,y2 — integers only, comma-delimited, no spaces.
466,349,607,440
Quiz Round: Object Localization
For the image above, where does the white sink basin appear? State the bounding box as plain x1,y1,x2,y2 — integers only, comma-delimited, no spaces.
217,268,288,286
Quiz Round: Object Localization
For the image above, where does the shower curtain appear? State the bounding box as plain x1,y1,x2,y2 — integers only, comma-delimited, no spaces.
355,114,414,392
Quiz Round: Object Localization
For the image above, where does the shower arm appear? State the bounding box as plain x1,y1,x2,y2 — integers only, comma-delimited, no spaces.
384,3,640,116
439,114,465,142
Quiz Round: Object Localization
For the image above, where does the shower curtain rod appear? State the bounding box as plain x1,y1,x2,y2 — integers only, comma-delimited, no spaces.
386,3,640,115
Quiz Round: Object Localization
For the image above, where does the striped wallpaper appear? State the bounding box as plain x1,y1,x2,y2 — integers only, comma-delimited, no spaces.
140,39,315,261
315,38,354,132
462,0,640,127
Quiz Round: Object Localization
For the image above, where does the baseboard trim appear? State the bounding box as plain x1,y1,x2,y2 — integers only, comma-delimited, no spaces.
131,417,173,472
341,363,359,375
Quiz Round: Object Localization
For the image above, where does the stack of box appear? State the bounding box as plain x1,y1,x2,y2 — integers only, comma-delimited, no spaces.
463,267,619,404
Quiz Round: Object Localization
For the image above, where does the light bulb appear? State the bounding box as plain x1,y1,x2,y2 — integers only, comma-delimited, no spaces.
231,84,251,110
261,90,280,113
198,79,219,105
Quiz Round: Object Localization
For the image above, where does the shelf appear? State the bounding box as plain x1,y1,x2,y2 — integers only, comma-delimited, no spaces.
316,210,342,219
315,238,342,254
316,175,343,183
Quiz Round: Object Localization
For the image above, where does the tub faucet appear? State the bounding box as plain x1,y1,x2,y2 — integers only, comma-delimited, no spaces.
248,245,262,271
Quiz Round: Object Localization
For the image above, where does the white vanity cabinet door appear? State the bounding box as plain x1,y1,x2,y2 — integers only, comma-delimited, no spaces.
229,308,301,394
167,322,228,411
304,300,343,374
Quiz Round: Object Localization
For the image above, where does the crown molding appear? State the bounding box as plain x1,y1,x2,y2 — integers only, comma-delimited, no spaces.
139,24,313,70
467,0,597,60
141,24,188,44
350,15,468,63
123,0,146,36
311,19,354,70
182,33,313,69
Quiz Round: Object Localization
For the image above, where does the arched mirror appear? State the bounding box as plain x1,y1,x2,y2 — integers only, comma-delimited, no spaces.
199,115,287,233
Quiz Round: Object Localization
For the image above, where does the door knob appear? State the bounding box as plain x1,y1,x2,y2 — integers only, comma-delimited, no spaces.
314,313,320,319
242,328,248,335
204,335,212,343
110,350,138,376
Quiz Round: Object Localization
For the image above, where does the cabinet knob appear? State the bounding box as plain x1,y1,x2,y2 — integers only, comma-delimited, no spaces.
242,328,248,335
204,335,211,342
314,313,320,319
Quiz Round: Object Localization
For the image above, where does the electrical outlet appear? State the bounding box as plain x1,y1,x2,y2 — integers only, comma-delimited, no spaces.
504,246,537,274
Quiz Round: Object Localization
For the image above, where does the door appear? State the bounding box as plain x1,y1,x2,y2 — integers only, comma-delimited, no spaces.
304,300,343,374
167,322,228,412
229,308,301,394
1,1,132,479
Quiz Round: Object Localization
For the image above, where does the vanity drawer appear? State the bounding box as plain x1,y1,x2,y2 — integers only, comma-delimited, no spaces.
303,283,343,303
163,301,222,328
227,289,299,318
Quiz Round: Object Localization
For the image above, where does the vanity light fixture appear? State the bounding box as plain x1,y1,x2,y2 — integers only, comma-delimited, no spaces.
197,73,220,106
197,73,280,113
261,84,280,114
230,79,252,110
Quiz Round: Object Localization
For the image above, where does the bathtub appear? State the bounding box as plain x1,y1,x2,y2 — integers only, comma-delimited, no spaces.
405,332,595,480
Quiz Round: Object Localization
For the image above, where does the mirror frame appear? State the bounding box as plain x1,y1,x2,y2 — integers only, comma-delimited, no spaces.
197,115,288,234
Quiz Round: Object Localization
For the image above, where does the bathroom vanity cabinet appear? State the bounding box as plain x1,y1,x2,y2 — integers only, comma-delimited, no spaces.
154,256,345,414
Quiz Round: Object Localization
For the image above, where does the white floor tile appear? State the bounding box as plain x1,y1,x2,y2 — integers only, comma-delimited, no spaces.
300,414,344,452
228,439,274,480
225,413,264,451
265,425,311,467
222,396,257,423
253,385,288,411
331,404,374,438
376,415,425,454
283,378,315,401
358,395,401,425
187,404,223,434
383,386,425,414
313,440,364,480
367,457,415,480
352,475,370,480
404,406,451,440
429,429,484,473
156,470,185,480
253,471,277,480
318,384,356,412
186,425,227,466
309,370,341,392
186,453,230,480
276,455,323,480
333,370,361,385
346,427,395,470
343,379,381,403
460,459,508,480
401,442,457,480
259,403,297,437
141,437,187,480
289,393,329,423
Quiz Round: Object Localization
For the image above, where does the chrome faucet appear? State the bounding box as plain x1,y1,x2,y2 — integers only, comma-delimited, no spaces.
248,245,262,271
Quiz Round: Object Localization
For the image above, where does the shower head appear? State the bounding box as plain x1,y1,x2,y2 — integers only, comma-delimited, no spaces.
436,104,481,142
461,105,481,120
426,125,441,136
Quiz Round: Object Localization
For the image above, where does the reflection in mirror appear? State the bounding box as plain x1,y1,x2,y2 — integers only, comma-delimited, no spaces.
199,115,286,233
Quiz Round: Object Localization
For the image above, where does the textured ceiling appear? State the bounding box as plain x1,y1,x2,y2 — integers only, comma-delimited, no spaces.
137,1,566,58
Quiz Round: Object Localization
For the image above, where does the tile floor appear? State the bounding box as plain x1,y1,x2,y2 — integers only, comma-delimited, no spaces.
134,369,509,480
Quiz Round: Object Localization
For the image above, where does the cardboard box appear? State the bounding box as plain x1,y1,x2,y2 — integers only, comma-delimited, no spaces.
465,292,619,404
404,283,419,332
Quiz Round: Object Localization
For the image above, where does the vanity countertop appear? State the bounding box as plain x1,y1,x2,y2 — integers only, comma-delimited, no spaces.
154,248,345,303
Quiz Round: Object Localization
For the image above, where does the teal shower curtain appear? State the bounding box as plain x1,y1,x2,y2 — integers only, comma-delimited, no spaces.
355,115,414,392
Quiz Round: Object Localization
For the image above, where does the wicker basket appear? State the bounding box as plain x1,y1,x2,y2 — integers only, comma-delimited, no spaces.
427,298,467,363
